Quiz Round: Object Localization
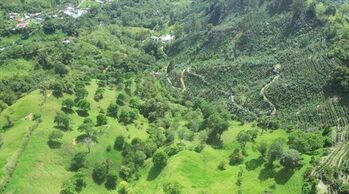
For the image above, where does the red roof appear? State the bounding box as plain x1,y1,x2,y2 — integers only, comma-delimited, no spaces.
16,22,28,28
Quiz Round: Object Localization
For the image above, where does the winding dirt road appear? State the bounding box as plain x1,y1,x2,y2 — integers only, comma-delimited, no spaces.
260,73,280,116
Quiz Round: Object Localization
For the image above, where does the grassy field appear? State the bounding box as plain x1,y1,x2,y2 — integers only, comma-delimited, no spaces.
0,80,312,194
0,80,148,193
133,122,311,194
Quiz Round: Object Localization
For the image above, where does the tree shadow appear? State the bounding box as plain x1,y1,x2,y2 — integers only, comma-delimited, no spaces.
245,157,264,171
61,107,74,114
76,134,95,143
258,164,277,181
76,110,89,117
47,140,62,149
54,125,69,132
274,167,295,185
147,166,163,181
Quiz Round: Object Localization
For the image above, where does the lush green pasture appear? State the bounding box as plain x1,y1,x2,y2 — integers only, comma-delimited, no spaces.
0,81,313,194
132,122,312,194
1,80,148,193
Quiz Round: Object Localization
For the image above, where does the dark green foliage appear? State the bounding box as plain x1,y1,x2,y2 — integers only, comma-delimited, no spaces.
332,66,349,93
280,149,302,169
114,135,125,151
267,138,285,165
144,140,157,157
288,130,324,154
119,164,135,181
163,182,182,194
78,118,97,139
74,84,88,100
52,81,64,97
0,135,3,149
140,98,169,122
62,98,75,112
116,93,127,106
94,87,104,102
152,151,168,169
147,127,166,147
48,130,64,149
134,150,147,166
92,163,109,184
118,107,138,125
229,148,244,165
77,100,91,115
60,171,86,194
107,103,118,118
185,110,204,132
55,63,69,76
3,116,14,129
96,114,107,126
54,112,71,130
257,117,279,130
70,152,87,171
105,174,117,190
236,131,251,153
257,142,268,157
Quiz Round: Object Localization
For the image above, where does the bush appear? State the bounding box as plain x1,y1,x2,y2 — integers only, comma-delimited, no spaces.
96,114,107,126
48,130,64,149
218,160,227,170
118,107,138,125
163,182,182,194
107,103,118,118
92,163,108,184
105,174,117,190
229,149,244,165
153,151,168,169
70,152,87,171
280,149,302,169
114,136,125,151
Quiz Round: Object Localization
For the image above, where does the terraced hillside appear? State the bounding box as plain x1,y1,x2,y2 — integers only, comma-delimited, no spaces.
167,0,349,130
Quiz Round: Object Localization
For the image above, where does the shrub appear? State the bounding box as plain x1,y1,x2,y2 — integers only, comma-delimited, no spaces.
92,163,108,184
114,136,125,151
230,149,244,165
153,151,168,169
105,174,117,190
70,152,87,171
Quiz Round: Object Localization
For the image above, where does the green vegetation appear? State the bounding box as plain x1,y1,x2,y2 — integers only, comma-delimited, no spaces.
0,0,348,193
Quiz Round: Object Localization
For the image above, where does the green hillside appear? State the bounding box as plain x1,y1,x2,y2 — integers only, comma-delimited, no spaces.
0,0,348,193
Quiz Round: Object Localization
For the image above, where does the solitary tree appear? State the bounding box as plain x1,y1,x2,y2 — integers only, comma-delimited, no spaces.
281,149,302,169
77,100,91,115
74,85,88,100
70,152,87,171
62,98,75,112
78,119,95,137
92,162,108,184
229,148,244,165
257,142,268,158
107,103,118,118
114,135,125,150
54,112,70,130
163,182,182,194
237,131,251,154
152,151,168,169
267,139,285,165
51,81,64,97
105,174,118,190
48,130,64,148
96,114,107,126
116,93,126,106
